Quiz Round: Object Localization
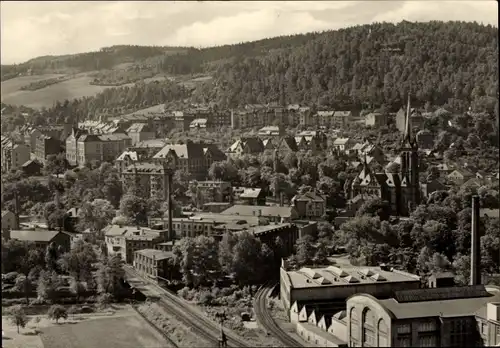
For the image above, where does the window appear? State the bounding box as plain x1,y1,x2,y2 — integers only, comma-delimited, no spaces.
419,320,437,332
397,324,411,334
398,337,412,347
418,335,437,347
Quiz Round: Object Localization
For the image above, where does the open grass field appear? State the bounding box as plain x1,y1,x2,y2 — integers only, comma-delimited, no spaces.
2,305,171,348
40,315,169,348
1,73,117,109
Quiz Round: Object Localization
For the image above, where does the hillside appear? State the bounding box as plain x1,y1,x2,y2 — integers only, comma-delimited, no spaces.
1,21,498,115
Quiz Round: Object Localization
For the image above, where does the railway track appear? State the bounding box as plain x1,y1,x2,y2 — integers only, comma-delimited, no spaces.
124,266,251,348
253,281,304,347
131,304,179,348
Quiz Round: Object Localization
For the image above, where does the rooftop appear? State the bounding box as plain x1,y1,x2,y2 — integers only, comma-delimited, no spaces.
9,230,62,242
135,249,173,260
286,265,420,289
377,286,500,319
221,205,295,219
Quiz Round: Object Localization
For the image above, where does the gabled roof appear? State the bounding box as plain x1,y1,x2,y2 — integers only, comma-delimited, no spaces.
279,136,298,151
10,230,62,242
126,123,153,133
240,188,263,199
292,191,325,203
78,134,102,142
333,111,352,117
242,137,264,153
333,138,350,145
116,151,139,161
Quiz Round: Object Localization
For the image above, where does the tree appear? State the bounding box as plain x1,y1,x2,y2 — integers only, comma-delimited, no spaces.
58,240,97,282
36,270,61,304
218,231,238,276
77,199,116,232
356,198,391,221
68,305,79,319
43,153,68,176
47,304,68,323
295,235,314,267
96,255,125,298
8,305,28,333
45,242,60,272
231,232,266,285
119,194,149,226
14,274,33,305
314,241,329,265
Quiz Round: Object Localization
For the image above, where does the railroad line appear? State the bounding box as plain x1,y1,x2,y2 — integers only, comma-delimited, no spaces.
124,266,251,348
253,281,304,347
131,303,179,348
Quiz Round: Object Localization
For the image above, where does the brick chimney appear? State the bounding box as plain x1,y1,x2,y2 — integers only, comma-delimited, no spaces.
470,195,481,286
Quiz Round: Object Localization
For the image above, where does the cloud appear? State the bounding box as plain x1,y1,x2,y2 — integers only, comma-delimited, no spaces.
166,9,333,47
0,1,498,64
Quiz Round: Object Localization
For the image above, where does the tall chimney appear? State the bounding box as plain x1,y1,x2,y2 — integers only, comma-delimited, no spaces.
470,195,481,286
167,172,174,245
13,189,20,230
280,192,284,207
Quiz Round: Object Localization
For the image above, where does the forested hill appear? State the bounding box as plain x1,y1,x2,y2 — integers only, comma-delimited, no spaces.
2,21,498,113
195,21,498,112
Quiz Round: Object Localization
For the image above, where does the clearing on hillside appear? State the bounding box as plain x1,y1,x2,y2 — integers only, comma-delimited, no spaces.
1,74,121,109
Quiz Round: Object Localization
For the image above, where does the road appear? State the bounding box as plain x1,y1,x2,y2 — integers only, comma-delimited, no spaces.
123,265,251,348
253,282,304,347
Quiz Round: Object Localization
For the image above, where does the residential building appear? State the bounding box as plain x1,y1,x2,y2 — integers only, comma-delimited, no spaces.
103,225,167,264
396,107,424,133
126,123,156,146
281,262,421,314
189,118,210,131
299,108,314,127
74,133,131,166
115,149,152,173
192,180,232,204
220,205,298,223
295,130,328,153
7,229,71,251
317,111,335,128
291,192,327,219
332,111,353,128
173,110,197,131
65,128,88,166
21,159,43,176
227,137,264,158
416,130,435,150
277,136,299,153
346,285,500,347
152,141,226,180
258,126,284,137
1,210,18,231
333,138,355,152
1,138,30,172
447,168,475,185
237,187,266,205
34,135,62,163
19,126,42,151
208,110,231,128
133,249,174,281
365,112,389,128
121,163,171,199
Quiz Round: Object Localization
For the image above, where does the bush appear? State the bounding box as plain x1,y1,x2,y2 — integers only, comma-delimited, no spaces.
196,290,214,305
47,304,67,323
3,272,20,284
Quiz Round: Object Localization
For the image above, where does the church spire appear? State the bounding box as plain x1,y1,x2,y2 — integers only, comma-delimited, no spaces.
401,93,415,148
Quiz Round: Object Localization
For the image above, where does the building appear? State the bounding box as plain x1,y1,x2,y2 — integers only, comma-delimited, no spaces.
173,110,197,131
447,168,475,185
221,205,298,223
103,225,167,264
365,112,389,128
333,138,355,152
291,192,327,219
238,187,266,205
476,301,500,347
416,130,435,150
73,133,131,166
152,141,226,180
332,111,353,129
346,285,500,347
258,126,284,137
65,128,88,166
34,135,62,163
396,107,424,133
1,210,18,231
192,180,232,204
245,223,299,257
189,118,210,131
345,99,422,217
208,110,231,129
126,123,156,146
295,130,328,153
1,139,30,172
7,229,71,251
133,249,174,281
281,263,421,314
21,159,43,176
115,149,151,173
227,137,265,158
121,163,172,199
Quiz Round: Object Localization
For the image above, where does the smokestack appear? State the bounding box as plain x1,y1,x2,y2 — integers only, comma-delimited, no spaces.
470,195,481,286
14,189,20,230
280,192,284,207
167,172,174,245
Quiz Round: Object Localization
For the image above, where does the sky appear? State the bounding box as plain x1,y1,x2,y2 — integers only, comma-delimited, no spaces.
1,1,498,65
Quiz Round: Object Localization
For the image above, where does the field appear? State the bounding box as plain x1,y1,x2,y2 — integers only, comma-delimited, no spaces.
1,74,116,109
2,305,171,348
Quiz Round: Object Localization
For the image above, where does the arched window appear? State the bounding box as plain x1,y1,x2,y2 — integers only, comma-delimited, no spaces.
362,308,376,347
378,319,388,347
350,307,360,345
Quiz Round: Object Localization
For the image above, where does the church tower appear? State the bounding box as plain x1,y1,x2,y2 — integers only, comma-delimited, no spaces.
399,94,420,213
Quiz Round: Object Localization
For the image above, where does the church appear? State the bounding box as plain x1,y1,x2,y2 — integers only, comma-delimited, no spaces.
345,97,421,216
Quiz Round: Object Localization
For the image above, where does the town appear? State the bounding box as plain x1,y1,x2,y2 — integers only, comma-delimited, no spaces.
1,8,499,348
